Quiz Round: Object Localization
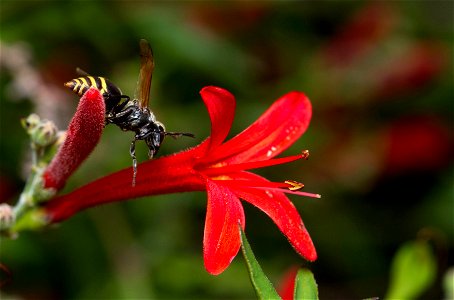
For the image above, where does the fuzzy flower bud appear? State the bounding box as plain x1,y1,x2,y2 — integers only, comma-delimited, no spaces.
43,87,105,190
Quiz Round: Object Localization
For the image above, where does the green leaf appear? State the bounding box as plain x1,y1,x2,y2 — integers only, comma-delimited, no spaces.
385,240,436,300
239,225,281,300
294,268,319,300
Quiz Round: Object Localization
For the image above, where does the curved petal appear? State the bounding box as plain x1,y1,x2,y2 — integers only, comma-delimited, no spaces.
200,86,236,153
203,179,245,275
203,91,312,165
230,172,317,262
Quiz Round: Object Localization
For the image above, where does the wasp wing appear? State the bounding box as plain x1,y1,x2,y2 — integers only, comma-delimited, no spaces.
134,39,155,109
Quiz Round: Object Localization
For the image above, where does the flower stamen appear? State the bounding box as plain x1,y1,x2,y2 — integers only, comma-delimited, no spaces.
284,180,305,191
201,152,308,176
213,179,320,198
245,186,321,199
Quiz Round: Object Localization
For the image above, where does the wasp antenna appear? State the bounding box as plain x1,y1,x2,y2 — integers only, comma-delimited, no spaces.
183,133,195,138
165,132,195,139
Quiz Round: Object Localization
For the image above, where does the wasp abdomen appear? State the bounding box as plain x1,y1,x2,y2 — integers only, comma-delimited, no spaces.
64,76,110,96
64,76,128,113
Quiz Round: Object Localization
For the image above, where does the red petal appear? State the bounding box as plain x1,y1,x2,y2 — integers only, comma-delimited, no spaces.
231,172,317,261
43,88,105,190
204,91,312,165
203,179,245,275
200,86,236,152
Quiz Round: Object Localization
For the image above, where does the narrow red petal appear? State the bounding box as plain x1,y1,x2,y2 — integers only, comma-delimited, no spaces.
201,153,304,176
43,88,105,190
230,172,317,261
45,142,208,223
200,86,236,152
203,179,245,275
202,91,312,165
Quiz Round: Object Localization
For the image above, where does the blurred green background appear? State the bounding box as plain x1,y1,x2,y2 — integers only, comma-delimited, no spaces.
0,1,452,299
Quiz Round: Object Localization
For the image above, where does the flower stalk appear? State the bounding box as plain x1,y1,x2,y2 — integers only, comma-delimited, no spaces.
1,88,105,233
9,114,64,226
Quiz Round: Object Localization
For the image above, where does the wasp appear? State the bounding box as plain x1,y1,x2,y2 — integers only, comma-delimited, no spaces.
64,39,194,185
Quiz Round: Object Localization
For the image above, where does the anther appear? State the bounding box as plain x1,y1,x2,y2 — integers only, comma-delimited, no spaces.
285,180,305,191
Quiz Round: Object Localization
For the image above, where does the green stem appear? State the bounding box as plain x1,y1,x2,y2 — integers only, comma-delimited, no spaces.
10,162,55,232
13,166,42,220
1,114,63,234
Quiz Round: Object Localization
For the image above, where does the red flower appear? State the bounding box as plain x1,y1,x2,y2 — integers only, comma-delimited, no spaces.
44,86,319,275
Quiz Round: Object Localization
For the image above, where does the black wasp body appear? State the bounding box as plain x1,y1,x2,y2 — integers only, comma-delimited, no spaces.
64,75,166,158
64,40,193,185
106,99,166,159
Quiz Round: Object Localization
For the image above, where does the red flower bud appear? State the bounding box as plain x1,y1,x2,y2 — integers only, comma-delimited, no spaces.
43,88,105,190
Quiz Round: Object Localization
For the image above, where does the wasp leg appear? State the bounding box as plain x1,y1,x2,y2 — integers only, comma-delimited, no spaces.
106,105,136,125
114,96,131,110
130,138,138,186
145,134,160,159
147,148,155,159
104,95,131,118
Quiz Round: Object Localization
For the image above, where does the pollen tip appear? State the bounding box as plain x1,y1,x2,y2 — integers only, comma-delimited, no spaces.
301,150,310,160
285,180,305,191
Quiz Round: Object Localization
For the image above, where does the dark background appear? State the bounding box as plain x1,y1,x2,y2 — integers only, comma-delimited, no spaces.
1,2,452,299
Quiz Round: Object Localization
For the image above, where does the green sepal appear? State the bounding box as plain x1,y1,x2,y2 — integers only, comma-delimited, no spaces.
239,225,281,300
10,208,48,234
21,114,58,147
39,131,66,165
294,268,319,300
